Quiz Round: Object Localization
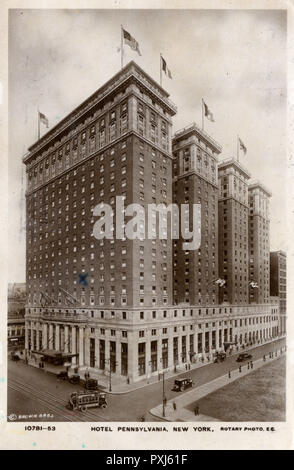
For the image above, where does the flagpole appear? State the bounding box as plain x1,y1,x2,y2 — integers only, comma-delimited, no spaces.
160,53,162,87
37,109,40,140
121,25,123,69
202,99,204,131
237,135,239,162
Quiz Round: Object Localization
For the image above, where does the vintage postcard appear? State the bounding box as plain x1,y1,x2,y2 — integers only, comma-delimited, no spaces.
0,0,293,452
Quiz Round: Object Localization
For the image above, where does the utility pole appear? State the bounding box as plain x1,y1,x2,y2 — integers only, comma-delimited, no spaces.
159,357,166,417
162,371,165,417
105,358,118,392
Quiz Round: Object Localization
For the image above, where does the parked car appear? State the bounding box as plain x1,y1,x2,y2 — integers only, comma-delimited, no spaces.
236,353,253,362
10,353,20,362
214,352,226,363
69,373,80,384
85,378,99,391
172,378,194,392
57,371,68,380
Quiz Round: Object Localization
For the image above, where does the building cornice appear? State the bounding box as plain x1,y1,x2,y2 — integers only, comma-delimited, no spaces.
248,180,272,197
24,61,177,164
218,157,251,180
173,122,222,154
25,129,173,197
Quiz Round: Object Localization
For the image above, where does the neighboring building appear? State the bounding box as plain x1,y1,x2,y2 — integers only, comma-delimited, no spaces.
172,123,221,306
248,182,271,304
270,250,286,333
8,283,26,347
23,61,281,383
218,158,251,305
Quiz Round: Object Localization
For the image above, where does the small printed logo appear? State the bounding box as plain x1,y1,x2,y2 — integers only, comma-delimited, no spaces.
8,414,17,421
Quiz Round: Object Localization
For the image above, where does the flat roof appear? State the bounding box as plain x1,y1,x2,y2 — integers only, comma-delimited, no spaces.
173,122,222,154
218,157,251,179
248,180,272,197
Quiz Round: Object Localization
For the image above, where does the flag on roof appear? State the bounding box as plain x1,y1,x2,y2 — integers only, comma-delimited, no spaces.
123,28,141,56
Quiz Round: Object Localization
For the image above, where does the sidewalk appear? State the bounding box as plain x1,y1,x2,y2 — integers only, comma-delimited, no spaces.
149,350,286,422
79,335,286,394
22,335,285,395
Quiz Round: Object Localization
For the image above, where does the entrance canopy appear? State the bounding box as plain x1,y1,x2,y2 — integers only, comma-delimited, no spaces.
32,349,78,359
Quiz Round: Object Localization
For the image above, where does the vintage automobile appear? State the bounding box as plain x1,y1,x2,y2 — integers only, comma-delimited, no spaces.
85,378,99,391
57,370,68,380
236,353,253,362
69,373,80,384
67,391,108,411
172,378,194,392
214,352,227,363
10,353,20,362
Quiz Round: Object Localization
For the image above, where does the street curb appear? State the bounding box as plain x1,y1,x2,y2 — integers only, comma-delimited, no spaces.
105,336,286,395
17,336,285,396
148,352,286,421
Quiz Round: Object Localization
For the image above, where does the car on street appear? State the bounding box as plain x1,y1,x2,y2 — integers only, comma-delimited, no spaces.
236,353,253,362
214,352,226,363
69,373,80,384
85,378,99,391
57,371,68,380
67,391,107,411
172,378,194,392
10,353,20,362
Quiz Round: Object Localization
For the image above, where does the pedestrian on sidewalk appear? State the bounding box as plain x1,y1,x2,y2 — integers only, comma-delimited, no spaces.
194,405,199,416
173,402,177,411
250,361,253,369
239,365,242,373
228,371,231,379
247,362,250,370
263,355,266,362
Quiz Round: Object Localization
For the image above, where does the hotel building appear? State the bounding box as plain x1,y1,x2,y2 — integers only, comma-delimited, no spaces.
218,158,251,305
270,250,286,333
248,182,271,304
23,62,281,383
172,123,221,306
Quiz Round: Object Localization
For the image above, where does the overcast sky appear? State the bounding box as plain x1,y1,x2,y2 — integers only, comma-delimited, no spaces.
8,8,287,282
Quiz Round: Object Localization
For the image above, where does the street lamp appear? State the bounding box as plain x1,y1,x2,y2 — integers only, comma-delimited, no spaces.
104,358,118,392
189,350,196,366
148,359,153,381
180,351,186,368
159,357,166,418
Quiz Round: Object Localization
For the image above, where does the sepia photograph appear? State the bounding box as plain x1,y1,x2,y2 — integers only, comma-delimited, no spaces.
1,1,292,451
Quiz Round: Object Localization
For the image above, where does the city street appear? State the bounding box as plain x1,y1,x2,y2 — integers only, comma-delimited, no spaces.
7,337,285,422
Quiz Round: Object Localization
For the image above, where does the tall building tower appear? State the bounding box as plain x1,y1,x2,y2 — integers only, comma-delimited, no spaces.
270,250,286,313
270,250,286,333
218,158,250,305
248,182,271,304
23,61,177,382
172,123,222,306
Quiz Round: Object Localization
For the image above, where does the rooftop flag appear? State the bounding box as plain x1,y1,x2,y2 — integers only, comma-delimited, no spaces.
203,101,215,122
161,55,172,79
38,110,49,139
238,136,247,154
39,111,49,128
122,28,141,56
